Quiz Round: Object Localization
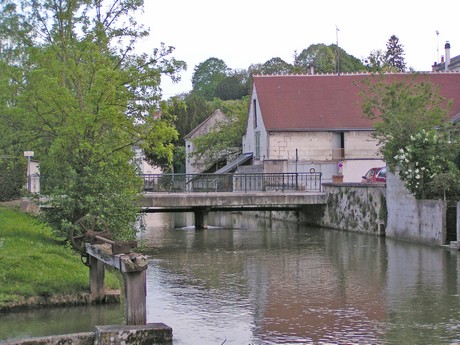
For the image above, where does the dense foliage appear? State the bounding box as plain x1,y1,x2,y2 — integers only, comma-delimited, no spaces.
295,44,365,74
0,0,185,239
0,156,26,201
364,35,407,72
192,58,229,100
189,98,249,169
393,129,460,199
361,74,460,199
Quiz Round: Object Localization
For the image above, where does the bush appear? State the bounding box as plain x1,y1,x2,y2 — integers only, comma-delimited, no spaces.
0,156,27,201
393,129,460,199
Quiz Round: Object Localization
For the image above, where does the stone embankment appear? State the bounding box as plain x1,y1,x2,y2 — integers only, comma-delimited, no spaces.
0,291,120,313
3,324,173,345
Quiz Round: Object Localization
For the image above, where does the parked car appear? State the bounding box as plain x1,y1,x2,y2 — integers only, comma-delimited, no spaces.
362,166,386,183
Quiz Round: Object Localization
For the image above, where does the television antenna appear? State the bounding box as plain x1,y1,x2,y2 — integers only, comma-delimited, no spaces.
336,25,340,75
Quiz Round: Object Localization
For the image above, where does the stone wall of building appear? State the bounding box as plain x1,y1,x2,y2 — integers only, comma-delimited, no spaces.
269,132,332,161
344,131,380,159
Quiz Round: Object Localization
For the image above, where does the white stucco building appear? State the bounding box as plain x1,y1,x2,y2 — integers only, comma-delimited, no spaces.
242,73,460,182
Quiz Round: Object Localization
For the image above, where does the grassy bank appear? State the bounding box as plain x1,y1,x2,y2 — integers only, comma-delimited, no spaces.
0,206,120,308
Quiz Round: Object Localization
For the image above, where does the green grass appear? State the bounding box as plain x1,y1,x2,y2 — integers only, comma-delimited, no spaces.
0,206,120,306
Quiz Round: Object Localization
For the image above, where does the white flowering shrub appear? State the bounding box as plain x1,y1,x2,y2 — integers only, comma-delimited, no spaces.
393,129,454,199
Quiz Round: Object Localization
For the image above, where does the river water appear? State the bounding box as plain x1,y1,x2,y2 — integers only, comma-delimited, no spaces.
1,212,460,344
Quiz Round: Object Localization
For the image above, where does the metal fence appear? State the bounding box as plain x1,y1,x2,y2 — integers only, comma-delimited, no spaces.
141,172,322,193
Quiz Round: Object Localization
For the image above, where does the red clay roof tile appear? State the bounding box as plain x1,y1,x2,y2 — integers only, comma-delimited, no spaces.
253,73,460,131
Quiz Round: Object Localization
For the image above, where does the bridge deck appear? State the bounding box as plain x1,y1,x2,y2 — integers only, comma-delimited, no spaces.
141,191,326,213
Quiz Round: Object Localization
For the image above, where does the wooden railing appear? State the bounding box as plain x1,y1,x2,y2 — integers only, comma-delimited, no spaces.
140,172,322,193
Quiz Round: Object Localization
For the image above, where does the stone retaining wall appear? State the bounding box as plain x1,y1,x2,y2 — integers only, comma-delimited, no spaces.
4,332,95,345
256,183,387,236
308,183,387,235
2,324,173,345
385,172,447,245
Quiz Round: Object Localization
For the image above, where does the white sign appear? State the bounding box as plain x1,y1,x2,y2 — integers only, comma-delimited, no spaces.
24,151,34,157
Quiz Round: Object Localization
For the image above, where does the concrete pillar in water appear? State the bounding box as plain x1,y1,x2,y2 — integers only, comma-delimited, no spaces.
194,207,209,230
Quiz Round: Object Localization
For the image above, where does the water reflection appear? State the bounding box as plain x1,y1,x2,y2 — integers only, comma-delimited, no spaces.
1,211,460,345
0,304,124,342
139,212,460,345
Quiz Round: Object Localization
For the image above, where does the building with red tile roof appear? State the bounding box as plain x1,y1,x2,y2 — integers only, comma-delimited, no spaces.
241,72,460,182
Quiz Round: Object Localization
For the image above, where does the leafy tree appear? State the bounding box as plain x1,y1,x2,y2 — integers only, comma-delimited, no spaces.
0,155,26,201
190,98,249,168
0,0,185,239
192,58,229,100
165,94,212,141
385,35,406,72
361,74,459,199
335,45,366,73
296,44,364,74
363,49,390,72
393,129,459,199
364,35,407,73
259,57,294,75
297,44,336,73
215,69,249,100
143,94,212,172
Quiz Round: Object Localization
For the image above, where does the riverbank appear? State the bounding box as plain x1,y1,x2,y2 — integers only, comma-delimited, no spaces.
0,205,120,312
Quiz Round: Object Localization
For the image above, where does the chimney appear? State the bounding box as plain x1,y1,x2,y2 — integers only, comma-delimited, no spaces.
445,41,451,71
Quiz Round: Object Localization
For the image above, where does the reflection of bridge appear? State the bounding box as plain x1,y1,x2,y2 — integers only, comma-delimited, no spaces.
140,172,326,229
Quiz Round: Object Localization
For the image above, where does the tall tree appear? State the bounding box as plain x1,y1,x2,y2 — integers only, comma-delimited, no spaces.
335,45,366,73
143,94,212,172
360,75,459,199
215,69,249,100
192,57,228,100
296,44,364,74
190,98,249,168
258,57,294,75
385,35,406,72
363,49,389,73
0,0,185,239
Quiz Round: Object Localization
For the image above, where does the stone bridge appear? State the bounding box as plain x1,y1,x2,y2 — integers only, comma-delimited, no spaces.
141,191,326,229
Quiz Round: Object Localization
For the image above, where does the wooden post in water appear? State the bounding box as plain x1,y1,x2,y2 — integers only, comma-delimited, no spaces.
85,243,148,325
89,255,105,302
124,270,147,325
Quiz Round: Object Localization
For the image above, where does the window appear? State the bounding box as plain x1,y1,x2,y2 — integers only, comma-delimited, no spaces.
255,131,261,159
332,132,345,159
253,99,257,128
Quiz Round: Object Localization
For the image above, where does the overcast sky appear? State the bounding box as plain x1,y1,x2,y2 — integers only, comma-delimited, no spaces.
137,0,459,98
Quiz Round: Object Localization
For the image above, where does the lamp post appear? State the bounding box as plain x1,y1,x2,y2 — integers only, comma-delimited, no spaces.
23,151,34,193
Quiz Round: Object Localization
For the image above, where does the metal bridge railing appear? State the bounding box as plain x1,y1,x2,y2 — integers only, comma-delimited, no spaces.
141,172,322,193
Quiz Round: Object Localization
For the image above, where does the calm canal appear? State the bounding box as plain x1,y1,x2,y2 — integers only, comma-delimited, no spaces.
1,212,460,344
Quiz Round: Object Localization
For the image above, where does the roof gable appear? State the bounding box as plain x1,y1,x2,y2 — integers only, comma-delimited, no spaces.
253,73,460,131
184,109,228,140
